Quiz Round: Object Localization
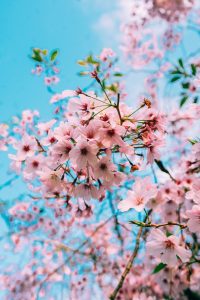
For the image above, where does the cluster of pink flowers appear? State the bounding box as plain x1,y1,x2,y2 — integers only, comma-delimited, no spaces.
7,87,165,205
31,48,60,88
120,0,198,68
0,8,200,298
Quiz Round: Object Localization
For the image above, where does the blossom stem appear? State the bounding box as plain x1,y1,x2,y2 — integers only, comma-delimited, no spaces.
109,214,149,300
130,220,187,229
125,104,145,118
114,93,123,125
82,92,108,104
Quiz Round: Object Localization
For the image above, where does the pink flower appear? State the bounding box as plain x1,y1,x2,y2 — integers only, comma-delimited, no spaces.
41,130,57,146
9,202,30,215
185,180,200,204
98,124,126,148
118,177,157,212
74,184,99,200
51,76,60,84
69,138,98,170
50,140,73,163
99,48,116,61
186,205,200,233
67,94,93,116
146,229,191,267
24,154,44,177
37,119,56,134
144,133,164,164
14,135,37,160
38,167,64,192
0,124,9,137
44,77,52,86
74,120,102,140
192,142,200,160
50,90,76,104
94,157,116,182
54,122,74,141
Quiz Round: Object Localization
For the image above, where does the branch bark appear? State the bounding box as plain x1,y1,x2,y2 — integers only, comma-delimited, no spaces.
109,215,148,300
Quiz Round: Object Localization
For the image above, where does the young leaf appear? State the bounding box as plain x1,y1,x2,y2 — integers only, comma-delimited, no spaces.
155,160,171,175
78,71,89,76
182,82,190,89
170,76,181,83
152,263,166,274
50,49,59,61
193,96,198,103
77,60,87,66
41,49,48,55
31,54,43,62
178,58,184,69
86,55,99,65
180,96,188,107
191,64,197,76
113,72,123,77
170,69,181,75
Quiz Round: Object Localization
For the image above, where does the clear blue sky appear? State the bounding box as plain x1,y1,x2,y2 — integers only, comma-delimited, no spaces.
0,0,117,120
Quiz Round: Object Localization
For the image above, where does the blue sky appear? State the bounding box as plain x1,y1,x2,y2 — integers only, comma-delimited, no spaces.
0,0,118,120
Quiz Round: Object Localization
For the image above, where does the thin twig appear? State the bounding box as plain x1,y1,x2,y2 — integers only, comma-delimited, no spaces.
130,220,187,229
109,214,148,300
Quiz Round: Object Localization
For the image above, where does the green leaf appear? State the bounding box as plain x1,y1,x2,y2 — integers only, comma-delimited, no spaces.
170,69,182,75
31,54,43,62
41,49,48,55
78,71,89,76
180,96,188,107
166,231,173,237
170,76,181,82
33,48,41,55
191,64,197,76
184,288,200,300
152,263,166,274
86,55,99,65
31,48,43,62
106,84,118,93
178,58,184,69
155,160,171,176
50,49,59,61
188,139,198,145
113,72,123,77
77,60,87,66
193,96,198,103
182,82,190,89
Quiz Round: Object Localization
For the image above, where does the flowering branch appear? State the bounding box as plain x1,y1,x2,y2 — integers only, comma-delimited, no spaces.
109,214,149,300
130,220,187,230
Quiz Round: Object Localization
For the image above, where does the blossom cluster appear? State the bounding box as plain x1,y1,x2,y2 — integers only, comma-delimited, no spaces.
0,5,200,299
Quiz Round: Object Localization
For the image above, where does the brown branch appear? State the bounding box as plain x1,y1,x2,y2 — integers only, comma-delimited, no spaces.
115,93,123,125
130,220,187,230
109,215,148,300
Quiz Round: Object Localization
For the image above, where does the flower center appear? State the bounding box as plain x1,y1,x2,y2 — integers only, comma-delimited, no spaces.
65,146,71,154
32,161,39,168
100,163,107,170
164,240,175,249
107,129,115,137
136,197,144,205
81,147,88,156
49,137,56,144
23,145,30,152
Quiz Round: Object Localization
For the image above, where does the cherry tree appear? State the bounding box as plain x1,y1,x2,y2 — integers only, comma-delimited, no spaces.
0,1,200,300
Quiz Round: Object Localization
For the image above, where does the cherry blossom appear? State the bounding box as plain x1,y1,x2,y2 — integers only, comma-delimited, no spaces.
146,229,191,266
